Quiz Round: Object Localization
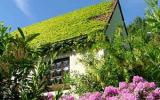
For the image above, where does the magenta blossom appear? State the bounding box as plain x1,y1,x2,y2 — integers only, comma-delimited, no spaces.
149,82,156,89
152,88,160,98
59,76,159,100
47,92,53,100
133,76,145,84
60,95,74,100
120,93,137,100
88,92,102,100
104,86,119,96
79,93,92,100
106,96,119,100
146,94,155,100
119,82,128,89
128,83,136,91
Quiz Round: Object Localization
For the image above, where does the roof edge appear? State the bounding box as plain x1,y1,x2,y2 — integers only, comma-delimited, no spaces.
104,0,128,35
106,0,118,24
117,0,128,35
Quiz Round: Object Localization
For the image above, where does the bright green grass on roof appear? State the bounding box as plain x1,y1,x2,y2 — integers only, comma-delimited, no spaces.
13,2,113,47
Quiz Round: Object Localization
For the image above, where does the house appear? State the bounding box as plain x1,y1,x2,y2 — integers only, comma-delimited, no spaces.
14,0,127,91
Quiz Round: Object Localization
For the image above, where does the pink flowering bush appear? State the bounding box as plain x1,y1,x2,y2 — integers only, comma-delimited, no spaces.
59,95,74,100
47,92,54,100
59,76,160,100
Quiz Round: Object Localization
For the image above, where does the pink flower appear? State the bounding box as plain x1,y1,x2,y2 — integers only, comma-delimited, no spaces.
119,82,128,89
146,94,155,100
106,96,119,100
120,89,130,93
120,93,137,100
128,83,136,91
79,93,92,100
135,82,145,91
132,76,144,84
47,92,53,100
60,95,74,100
143,82,151,89
152,88,160,98
104,86,119,96
149,82,156,89
59,76,159,100
88,92,102,100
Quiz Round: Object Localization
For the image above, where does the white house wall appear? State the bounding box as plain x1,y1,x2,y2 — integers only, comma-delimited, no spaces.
69,49,104,76
70,53,85,75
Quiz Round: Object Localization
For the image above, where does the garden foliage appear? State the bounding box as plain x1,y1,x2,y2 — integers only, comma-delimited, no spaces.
71,0,160,95
0,0,160,100
0,24,50,100
60,76,160,100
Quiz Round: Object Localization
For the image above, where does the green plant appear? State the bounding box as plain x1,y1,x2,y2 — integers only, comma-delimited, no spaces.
127,17,149,35
72,0,160,94
145,0,160,33
0,24,50,99
0,22,12,99
73,21,160,94
20,57,50,100
0,22,11,55
72,27,129,94
59,76,160,100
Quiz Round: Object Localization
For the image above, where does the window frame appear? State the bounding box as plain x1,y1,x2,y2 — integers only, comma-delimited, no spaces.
48,57,70,85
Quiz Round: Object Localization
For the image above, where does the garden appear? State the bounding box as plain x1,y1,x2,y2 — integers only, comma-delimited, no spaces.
0,0,160,100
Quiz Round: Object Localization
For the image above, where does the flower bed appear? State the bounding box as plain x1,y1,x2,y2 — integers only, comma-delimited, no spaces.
59,76,160,100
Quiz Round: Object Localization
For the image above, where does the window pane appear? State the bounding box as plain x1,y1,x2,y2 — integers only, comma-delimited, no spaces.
63,66,69,71
56,62,61,69
49,57,69,85
55,70,62,76
63,60,69,67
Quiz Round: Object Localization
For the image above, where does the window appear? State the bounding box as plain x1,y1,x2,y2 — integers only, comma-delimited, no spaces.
48,57,69,85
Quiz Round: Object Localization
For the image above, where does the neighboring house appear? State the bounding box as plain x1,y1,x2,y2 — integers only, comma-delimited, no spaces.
14,0,127,91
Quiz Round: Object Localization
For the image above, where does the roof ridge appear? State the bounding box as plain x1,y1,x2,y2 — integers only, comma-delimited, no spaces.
106,0,118,24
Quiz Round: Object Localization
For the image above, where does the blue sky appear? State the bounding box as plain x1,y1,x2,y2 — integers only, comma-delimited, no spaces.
0,0,146,31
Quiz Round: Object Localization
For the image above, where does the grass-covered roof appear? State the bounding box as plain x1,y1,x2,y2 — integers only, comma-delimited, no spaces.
13,2,113,47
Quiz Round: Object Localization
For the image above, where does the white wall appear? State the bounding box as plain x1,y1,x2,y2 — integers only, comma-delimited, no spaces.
69,49,104,76
70,53,85,75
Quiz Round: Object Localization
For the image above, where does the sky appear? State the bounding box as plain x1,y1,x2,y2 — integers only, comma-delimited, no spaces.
0,0,147,31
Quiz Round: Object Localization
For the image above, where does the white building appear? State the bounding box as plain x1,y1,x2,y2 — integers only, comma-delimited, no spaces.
18,0,127,92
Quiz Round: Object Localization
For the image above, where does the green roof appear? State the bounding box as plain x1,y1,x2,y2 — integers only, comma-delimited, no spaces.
13,2,113,47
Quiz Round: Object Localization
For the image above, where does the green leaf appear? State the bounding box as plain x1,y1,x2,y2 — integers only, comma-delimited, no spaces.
18,27,25,39
25,33,40,43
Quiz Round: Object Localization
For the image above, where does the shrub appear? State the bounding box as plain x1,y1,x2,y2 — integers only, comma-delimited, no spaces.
0,23,50,99
60,76,160,100
69,23,160,95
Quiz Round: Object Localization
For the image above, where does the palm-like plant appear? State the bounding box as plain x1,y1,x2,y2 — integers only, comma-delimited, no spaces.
0,23,47,99
20,57,49,100
0,22,11,55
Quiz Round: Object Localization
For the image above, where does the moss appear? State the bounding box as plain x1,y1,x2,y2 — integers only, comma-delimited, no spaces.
13,2,113,47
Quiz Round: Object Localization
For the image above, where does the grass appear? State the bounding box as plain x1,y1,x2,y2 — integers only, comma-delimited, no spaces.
13,2,113,47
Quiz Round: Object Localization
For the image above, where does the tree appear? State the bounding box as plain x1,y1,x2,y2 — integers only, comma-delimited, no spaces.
127,17,149,35
145,0,160,33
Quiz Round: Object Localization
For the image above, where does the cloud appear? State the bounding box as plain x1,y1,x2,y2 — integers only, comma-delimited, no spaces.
13,0,32,18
